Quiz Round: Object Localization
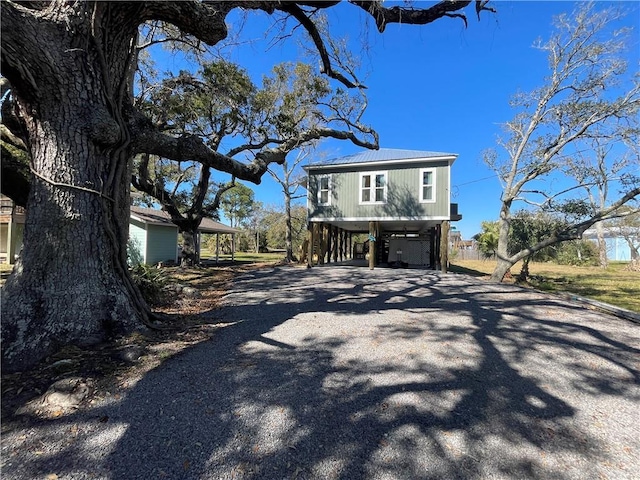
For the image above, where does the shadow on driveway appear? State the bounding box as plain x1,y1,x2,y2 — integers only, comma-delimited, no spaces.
3,266,639,479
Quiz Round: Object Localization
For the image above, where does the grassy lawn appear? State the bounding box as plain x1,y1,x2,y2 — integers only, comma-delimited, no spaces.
200,250,287,263
450,259,640,313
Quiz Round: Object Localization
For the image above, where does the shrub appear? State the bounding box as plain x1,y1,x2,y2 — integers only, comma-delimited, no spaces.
130,264,168,305
556,240,599,266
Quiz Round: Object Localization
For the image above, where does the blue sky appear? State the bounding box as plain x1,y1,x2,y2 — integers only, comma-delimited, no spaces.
156,1,639,240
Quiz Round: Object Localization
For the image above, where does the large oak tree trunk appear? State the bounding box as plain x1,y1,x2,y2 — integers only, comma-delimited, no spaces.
180,229,200,266
1,3,146,372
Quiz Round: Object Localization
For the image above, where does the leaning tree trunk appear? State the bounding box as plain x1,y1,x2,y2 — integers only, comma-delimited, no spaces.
1,4,147,372
490,202,514,282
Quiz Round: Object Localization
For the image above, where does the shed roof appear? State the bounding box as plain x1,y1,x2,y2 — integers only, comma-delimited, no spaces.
305,148,457,170
130,206,239,234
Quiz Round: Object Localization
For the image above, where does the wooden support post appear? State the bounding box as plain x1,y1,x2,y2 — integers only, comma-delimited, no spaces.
332,226,338,263
307,224,314,268
434,225,441,270
326,224,332,264
348,233,352,260
318,223,325,265
440,221,450,273
7,217,15,265
368,221,375,270
344,230,347,261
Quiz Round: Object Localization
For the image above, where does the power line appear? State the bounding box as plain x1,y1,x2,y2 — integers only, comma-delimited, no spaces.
453,174,500,187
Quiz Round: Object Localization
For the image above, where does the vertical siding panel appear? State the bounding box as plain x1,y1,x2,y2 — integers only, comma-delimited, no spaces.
145,224,179,264
128,219,147,264
308,159,452,220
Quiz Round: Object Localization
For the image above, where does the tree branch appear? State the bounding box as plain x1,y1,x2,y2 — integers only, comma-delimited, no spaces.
130,117,279,184
350,0,484,32
202,180,237,218
138,1,237,46
277,3,358,88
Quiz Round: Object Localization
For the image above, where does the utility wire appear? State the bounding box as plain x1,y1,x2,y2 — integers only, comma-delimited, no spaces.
453,174,499,187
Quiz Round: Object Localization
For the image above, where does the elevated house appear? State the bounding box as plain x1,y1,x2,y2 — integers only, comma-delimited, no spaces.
304,148,462,269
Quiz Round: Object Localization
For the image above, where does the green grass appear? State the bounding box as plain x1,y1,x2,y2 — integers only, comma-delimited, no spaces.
200,250,286,263
450,259,640,313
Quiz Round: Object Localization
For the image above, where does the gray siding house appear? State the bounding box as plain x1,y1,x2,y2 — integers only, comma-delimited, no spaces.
304,148,461,268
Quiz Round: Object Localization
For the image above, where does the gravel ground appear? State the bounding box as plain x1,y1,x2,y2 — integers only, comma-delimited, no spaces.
2,265,639,480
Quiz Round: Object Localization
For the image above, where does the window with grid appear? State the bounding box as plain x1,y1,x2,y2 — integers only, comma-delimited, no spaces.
318,175,331,205
360,172,387,204
420,168,436,203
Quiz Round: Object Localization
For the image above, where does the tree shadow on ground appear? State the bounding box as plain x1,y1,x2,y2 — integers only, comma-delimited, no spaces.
3,266,639,479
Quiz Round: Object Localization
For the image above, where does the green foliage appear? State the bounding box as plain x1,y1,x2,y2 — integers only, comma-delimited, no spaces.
127,237,144,267
546,199,594,224
258,62,332,138
130,264,168,304
556,240,599,266
474,221,499,258
508,210,566,262
237,232,251,252
261,205,308,252
220,183,255,228
202,233,233,255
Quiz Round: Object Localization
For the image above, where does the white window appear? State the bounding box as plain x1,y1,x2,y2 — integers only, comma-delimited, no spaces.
318,175,331,206
360,171,387,204
420,168,436,203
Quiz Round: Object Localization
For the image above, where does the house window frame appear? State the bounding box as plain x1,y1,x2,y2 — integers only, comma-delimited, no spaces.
360,171,388,205
419,168,436,203
317,174,332,206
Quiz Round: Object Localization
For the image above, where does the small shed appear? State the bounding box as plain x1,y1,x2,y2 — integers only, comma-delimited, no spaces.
129,207,239,265
129,207,180,265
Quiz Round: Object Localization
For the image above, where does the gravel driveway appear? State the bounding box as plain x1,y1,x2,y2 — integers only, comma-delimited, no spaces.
2,265,639,479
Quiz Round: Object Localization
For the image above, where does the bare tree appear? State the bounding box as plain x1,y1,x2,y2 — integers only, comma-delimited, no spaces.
268,148,312,263
484,2,640,282
1,1,493,371
565,129,639,269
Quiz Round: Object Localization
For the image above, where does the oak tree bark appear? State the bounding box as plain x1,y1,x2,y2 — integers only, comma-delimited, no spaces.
1,2,148,370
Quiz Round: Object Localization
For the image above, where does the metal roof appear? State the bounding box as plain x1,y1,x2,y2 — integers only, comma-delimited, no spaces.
305,148,457,169
130,206,239,234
